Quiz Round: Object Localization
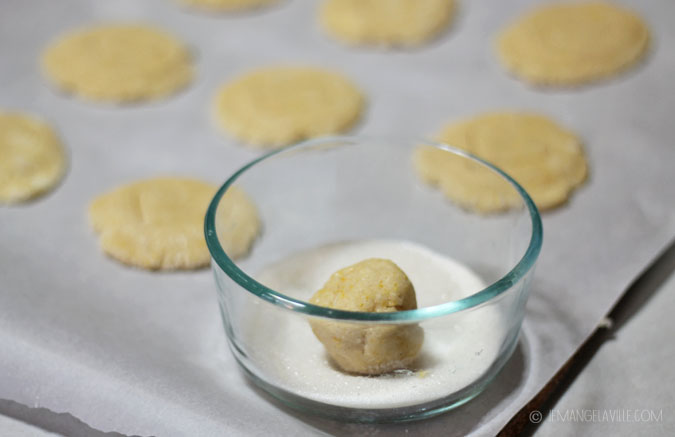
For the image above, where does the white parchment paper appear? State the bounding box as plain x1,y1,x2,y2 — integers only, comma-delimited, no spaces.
1,0,674,435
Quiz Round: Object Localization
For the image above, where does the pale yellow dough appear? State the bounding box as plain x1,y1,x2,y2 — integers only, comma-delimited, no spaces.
496,2,649,85
89,177,260,270
213,66,364,147
309,258,424,375
178,0,276,11
415,112,587,212
42,24,193,102
320,0,455,47
0,112,66,204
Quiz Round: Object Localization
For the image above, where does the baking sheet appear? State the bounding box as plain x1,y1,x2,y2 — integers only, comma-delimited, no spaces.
1,0,674,435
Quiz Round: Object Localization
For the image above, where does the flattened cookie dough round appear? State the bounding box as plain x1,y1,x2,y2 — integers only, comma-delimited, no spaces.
88,177,259,270
414,112,587,212
215,184,261,260
319,0,455,47
178,0,277,11
42,24,193,102
496,2,649,85
214,66,364,147
0,112,67,204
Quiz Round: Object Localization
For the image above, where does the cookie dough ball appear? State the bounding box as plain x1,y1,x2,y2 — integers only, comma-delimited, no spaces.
0,112,67,204
319,0,456,47
177,0,277,12
42,24,193,102
496,2,650,86
213,66,364,148
309,258,424,375
88,177,259,270
415,112,588,212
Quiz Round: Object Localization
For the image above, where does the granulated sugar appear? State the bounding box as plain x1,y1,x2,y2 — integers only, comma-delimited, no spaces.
242,240,503,409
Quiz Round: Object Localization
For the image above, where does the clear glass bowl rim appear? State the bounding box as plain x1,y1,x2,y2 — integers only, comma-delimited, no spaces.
204,135,543,323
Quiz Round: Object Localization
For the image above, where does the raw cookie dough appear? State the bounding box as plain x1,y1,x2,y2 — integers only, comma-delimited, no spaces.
496,2,649,86
319,0,455,47
0,112,66,204
177,0,276,11
213,66,364,147
309,258,424,375
414,112,587,212
42,24,193,102
88,177,259,270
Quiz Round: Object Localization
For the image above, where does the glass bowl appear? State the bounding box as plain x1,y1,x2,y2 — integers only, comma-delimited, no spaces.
205,136,542,423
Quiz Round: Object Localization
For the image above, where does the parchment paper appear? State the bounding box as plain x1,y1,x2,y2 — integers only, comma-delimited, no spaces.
1,0,674,435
